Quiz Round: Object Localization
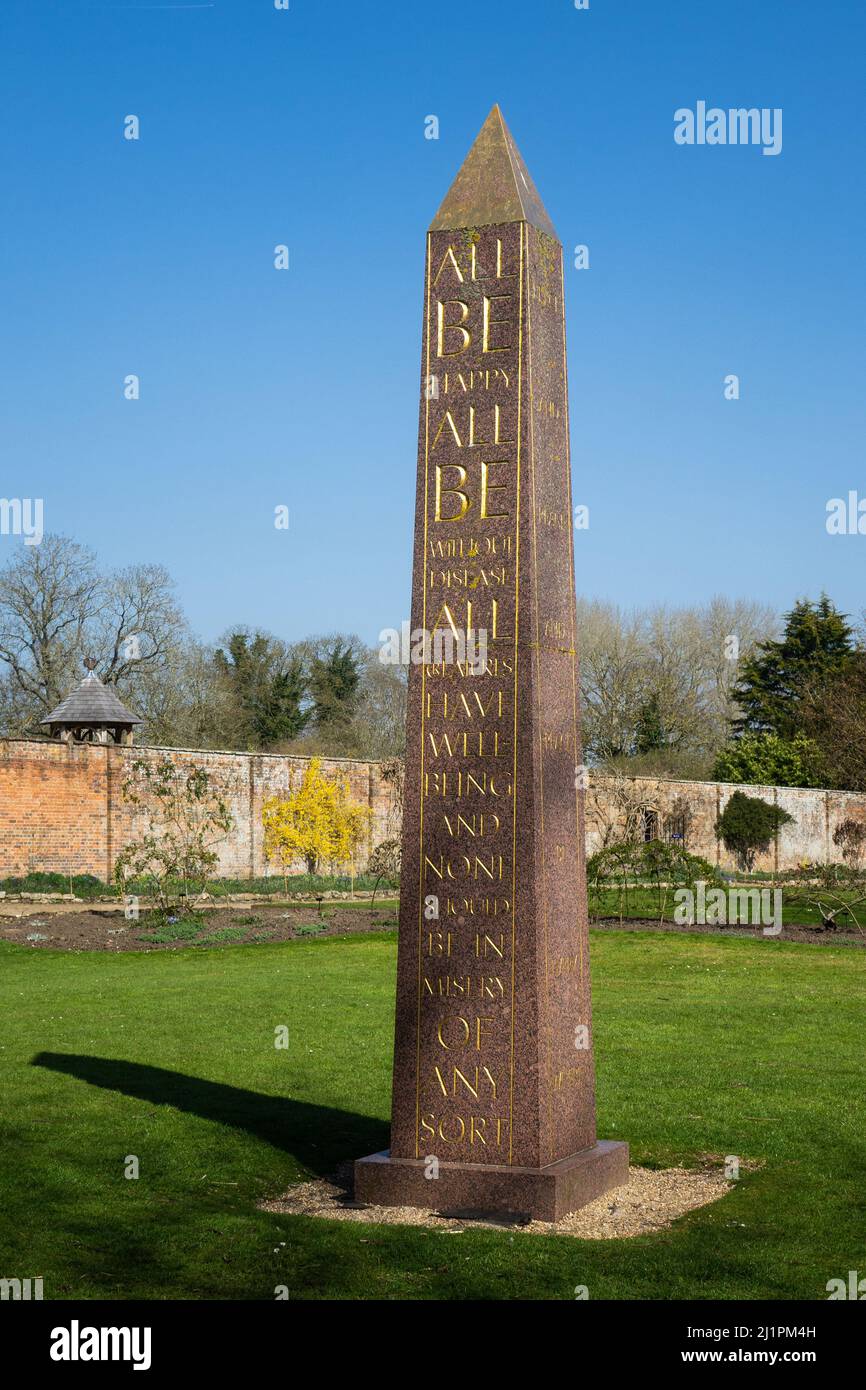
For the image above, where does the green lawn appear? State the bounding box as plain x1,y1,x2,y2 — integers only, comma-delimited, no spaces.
0,930,863,1300
590,886,865,931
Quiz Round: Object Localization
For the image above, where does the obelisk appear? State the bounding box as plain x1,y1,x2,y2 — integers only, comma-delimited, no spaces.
356,107,628,1220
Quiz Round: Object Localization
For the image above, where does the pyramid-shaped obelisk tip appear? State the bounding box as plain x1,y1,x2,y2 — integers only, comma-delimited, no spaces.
429,105,558,240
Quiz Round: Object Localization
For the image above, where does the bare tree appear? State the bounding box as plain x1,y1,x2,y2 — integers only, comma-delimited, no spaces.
0,536,101,721
0,535,185,734
576,596,777,769
128,641,250,750
585,766,654,848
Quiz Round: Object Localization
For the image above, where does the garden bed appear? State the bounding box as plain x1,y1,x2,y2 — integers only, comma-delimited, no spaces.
0,902,398,951
1,902,862,950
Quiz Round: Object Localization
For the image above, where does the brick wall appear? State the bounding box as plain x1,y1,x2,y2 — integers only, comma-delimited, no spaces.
0,740,399,881
2,738,865,881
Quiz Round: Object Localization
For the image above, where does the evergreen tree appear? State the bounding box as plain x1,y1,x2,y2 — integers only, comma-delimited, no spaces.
633,694,667,754
254,656,309,745
214,632,309,748
732,595,853,738
711,732,820,788
308,640,361,737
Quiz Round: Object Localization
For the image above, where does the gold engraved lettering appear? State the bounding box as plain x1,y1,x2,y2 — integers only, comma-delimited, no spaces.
550,1067,583,1092
426,730,500,758
424,931,453,957
428,598,511,642
467,405,486,448
480,460,509,519
427,564,508,591
425,769,513,798
434,465,470,522
433,245,464,286
542,730,576,753
441,367,511,394
443,895,511,917
421,975,506,998
482,294,512,353
420,1114,505,1146
442,812,501,838
432,411,463,449
424,854,505,882
432,461,511,524
425,688,504,720
433,1064,498,1100
474,933,505,958
437,299,472,357
427,535,513,560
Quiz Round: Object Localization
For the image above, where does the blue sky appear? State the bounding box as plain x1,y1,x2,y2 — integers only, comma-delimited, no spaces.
2,0,864,645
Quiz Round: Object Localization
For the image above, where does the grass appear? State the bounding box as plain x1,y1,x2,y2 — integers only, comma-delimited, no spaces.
2,868,856,931
589,886,864,931
0,929,863,1300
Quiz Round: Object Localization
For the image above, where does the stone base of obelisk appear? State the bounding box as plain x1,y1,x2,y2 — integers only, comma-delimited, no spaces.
354,1140,628,1223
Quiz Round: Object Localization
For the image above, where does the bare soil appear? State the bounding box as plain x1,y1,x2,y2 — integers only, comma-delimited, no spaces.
0,903,399,951
0,904,860,951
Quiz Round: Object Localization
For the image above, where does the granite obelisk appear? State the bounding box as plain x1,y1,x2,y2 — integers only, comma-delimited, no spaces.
356,107,628,1219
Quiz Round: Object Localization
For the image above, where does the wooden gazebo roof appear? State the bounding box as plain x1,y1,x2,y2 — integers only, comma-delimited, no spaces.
41,668,142,732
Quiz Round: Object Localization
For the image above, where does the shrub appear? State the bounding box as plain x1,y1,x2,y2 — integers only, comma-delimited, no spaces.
587,840,723,922
778,862,866,932
715,791,793,872
367,838,401,907
262,758,371,886
0,872,107,899
114,757,234,916
198,927,247,944
138,917,205,944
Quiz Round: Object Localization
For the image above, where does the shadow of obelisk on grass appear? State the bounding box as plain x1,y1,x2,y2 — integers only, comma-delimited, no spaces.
32,1052,387,1177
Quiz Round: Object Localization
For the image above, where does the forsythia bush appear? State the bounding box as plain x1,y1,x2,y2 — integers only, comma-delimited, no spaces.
262,757,371,884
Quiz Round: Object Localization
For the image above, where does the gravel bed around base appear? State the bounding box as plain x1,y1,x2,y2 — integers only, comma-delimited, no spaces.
259,1160,733,1239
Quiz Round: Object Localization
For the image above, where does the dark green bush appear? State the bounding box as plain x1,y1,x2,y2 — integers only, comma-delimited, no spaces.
0,872,107,899
715,791,794,872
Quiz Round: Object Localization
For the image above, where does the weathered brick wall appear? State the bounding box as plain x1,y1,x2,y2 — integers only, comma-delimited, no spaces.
0,740,399,881
0,741,111,879
2,738,865,881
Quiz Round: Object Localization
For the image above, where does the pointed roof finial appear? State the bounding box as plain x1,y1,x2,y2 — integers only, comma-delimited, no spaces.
429,105,558,239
